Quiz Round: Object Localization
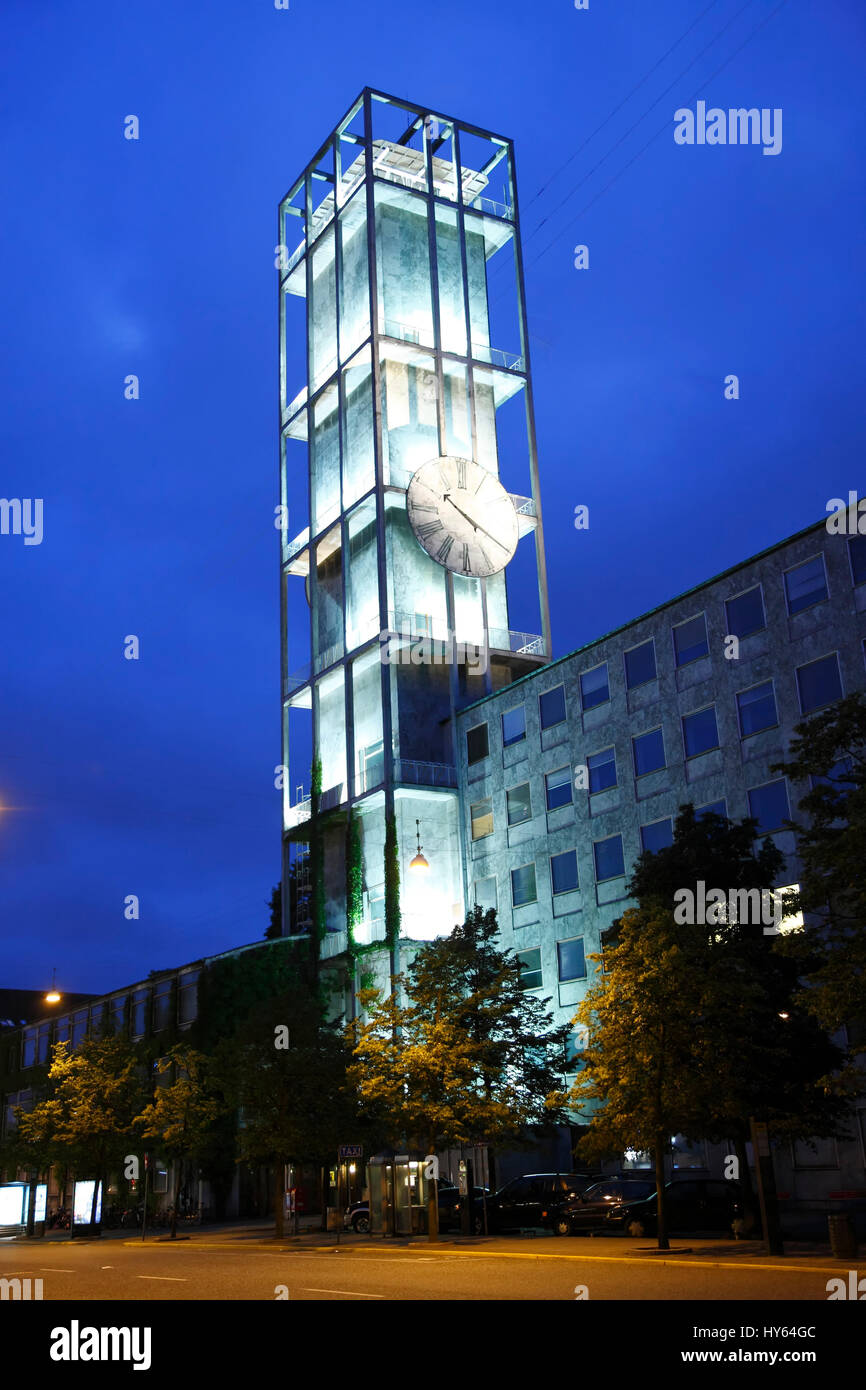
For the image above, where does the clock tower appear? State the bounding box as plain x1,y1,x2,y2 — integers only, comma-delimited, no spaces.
279,89,550,988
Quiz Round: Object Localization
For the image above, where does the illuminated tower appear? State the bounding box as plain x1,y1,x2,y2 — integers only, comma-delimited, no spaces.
279,89,550,983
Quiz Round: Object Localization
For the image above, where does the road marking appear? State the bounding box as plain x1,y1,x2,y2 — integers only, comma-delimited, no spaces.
40,1267,75,1273
302,1288,384,1298
137,1275,188,1282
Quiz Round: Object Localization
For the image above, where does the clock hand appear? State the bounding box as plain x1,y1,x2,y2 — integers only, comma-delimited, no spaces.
443,495,510,552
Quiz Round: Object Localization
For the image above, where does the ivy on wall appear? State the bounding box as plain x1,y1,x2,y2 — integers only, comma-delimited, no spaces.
384,811,401,951
345,808,363,963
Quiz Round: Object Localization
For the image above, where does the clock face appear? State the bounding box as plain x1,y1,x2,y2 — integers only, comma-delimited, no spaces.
406,456,518,577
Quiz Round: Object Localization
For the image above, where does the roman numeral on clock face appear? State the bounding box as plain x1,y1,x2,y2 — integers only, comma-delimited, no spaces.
456,460,467,490
461,543,472,574
435,534,455,563
416,519,444,541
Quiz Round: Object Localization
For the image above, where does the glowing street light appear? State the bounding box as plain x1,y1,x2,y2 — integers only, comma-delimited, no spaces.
409,819,429,873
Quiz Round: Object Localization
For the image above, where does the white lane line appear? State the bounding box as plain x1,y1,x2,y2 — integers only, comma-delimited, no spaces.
302,1288,384,1298
137,1275,188,1282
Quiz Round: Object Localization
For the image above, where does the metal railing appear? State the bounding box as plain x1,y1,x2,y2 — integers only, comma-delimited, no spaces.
394,758,457,788
488,628,546,657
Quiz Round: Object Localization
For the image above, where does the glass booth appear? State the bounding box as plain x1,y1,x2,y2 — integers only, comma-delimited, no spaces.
367,1151,434,1236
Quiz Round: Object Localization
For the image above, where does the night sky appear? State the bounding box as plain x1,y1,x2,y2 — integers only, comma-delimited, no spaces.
2,0,863,993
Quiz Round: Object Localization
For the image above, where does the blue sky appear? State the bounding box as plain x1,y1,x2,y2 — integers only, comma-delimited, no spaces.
1,0,864,991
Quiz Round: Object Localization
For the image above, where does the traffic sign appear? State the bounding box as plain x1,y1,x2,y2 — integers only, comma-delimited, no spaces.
339,1144,363,1159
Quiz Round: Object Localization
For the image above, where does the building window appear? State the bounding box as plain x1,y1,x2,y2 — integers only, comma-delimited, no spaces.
792,1137,838,1169
557,937,586,983
546,766,573,810
506,783,532,826
784,554,828,614
470,797,493,840
673,613,709,666
737,680,778,737
585,746,615,794
501,706,526,747
153,981,173,1033
474,876,498,912
131,989,149,1039
55,1014,71,1045
550,849,579,895
848,535,866,587
748,779,790,835
594,834,625,882
624,639,656,689
178,972,199,1027
632,728,665,777
725,585,766,639
580,662,609,710
466,722,489,765
696,799,727,819
71,1009,88,1049
797,653,843,714
564,1028,586,1068
682,705,719,758
110,995,127,1035
511,863,537,907
22,1026,48,1069
641,818,673,853
517,947,543,990
539,684,567,729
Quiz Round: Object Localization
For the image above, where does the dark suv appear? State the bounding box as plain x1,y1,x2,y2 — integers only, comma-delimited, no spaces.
486,1173,604,1233
554,1177,658,1235
606,1178,743,1236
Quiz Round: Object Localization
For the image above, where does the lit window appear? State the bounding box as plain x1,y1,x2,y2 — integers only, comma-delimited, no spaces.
550,849,579,895
580,663,609,710
784,555,828,614
673,614,708,666
797,653,842,713
539,685,567,729
747,780,790,835
632,728,665,777
594,834,624,882
682,706,719,758
511,864,537,907
725,586,765,639
470,797,493,840
640,818,673,853
506,783,532,826
737,681,778,736
625,640,656,689
502,706,526,747
546,766,573,810
557,938,586,982
517,947,542,989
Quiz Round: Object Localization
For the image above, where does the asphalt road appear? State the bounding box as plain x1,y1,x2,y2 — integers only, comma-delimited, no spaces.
0,1236,850,1301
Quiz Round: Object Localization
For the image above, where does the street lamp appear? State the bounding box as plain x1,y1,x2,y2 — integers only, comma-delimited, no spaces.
44,968,61,1005
409,819,429,873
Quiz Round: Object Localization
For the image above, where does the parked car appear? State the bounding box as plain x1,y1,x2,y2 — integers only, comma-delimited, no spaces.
552,1177,658,1235
605,1178,744,1237
555,1176,744,1237
485,1173,605,1233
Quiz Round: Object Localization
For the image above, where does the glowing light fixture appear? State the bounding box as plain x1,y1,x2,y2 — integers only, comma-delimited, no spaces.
44,968,62,1005
409,819,429,873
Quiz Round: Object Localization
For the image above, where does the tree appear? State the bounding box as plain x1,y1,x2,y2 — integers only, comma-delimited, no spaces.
573,804,847,1244
772,692,866,1055
135,1046,223,1239
14,1036,148,1232
264,884,282,939
349,908,571,1236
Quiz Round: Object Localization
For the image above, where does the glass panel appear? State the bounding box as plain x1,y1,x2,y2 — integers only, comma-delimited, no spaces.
725,586,765,638
474,876,497,911
785,556,827,614
594,835,624,881
502,706,525,747
316,667,347,798
341,350,375,513
338,192,370,362
345,496,379,652
375,183,434,347
511,864,536,907
587,747,616,793
747,780,790,834
467,724,489,764
506,782,531,825
314,526,343,668
797,654,842,713
633,729,665,777
625,640,656,689
442,359,472,457
551,849,579,894
153,984,172,1033
380,346,438,489
352,647,384,795
471,798,493,840
310,384,341,535
683,706,719,758
737,681,777,736
580,663,609,709
539,685,566,729
310,225,337,391
641,818,673,853
673,613,708,665
434,203,466,355
517,947,542,988
849,536,866,585
546,766,573,810
557,938,586,982
696,799,727,819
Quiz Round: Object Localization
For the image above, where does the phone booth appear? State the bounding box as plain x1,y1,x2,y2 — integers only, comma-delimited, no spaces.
368,1151,432,1236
